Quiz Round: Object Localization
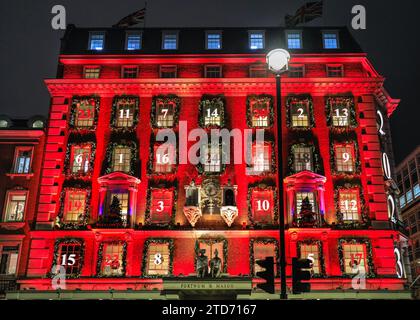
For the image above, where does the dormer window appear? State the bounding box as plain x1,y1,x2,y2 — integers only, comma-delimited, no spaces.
126,32,142,50
249,31,265,49
206,31,222,50
322,31,339,49
88,32,105,51
286,31,302,49
162,31,178,50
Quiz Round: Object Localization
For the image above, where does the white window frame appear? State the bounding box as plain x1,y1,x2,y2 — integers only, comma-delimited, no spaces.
322,30,340,49
13,146,34,174
125,31,142,50
2,190,28,222
248,30,265,50
285,30,303,49
162,31,179,50
205,30,222,50
88,31,105,51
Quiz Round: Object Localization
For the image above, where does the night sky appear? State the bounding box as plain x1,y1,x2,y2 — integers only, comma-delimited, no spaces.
0,0,418,163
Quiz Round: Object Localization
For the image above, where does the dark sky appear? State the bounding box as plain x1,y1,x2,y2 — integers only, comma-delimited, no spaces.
0,0,418,163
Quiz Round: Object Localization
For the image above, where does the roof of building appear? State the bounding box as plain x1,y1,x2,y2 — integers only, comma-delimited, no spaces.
60,25,363,55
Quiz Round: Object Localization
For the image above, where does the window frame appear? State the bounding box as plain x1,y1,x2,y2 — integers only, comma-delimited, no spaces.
121,65,139,79
285,30,303,49
125,31,142,50
69,143,92,176
248,30,265,50
205,30,222,50
162,31,179,50
326,64,344,77
322,30,340,49
249,64,268,78
142,239,174,277
250,188,275,224
338,188,361,222
62,189,88,223
153,143,176,173
204,64,223,78
88,31,105,51
288,64,305,78
0,245,20,275
2,190,28,222
83,65,101,79
13,146,34,174
292,144,314,173
111,145,132,173
334,143,356,173
159,65,177,78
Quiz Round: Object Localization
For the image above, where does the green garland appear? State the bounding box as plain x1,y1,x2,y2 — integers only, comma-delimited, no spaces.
246,94,274,128
110,95,139,131
249,238,280,277
287,142,322,175
69,96,100,132
141,238,175,278
247,182,278,227
194,237,228,274
338,238,376,278
57,183,91,230
49,238,85,279
144,181,178,228
147,131,178,176
325,96,357,129
333,180,370,229
64,140,96,179
329,132,361,176
96,241,127,278
296,239,326,278
151,94,181,128
286,95,315,129
198,94,226,128
102,140,139,177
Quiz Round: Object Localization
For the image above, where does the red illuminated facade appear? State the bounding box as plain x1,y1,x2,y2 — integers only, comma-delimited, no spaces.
8,26,410,297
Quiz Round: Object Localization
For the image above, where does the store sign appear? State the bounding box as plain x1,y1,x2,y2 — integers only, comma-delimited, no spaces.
163,279,252,292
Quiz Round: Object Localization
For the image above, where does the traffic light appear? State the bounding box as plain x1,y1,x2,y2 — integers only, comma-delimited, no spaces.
292,257,312,294
255,256,275,294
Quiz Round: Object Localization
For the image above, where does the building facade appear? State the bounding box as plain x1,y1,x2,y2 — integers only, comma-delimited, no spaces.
10,25,410,298
396,146,420,284
0,116,45,296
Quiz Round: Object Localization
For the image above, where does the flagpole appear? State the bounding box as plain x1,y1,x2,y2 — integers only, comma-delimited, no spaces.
143,1,148,29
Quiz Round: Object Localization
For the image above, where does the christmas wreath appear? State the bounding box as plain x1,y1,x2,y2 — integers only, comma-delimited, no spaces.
69,96,100,132
286,95,315,129
198,94,226,129
325,96,357,129
110,95,139,131
246,94,274,128
49,238,85,279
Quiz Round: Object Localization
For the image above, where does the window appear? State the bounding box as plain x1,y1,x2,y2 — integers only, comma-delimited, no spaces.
329,98,352,127
162,31,178,50
339,189,360,222
112,146,131,173
253,241,276,275
114,98,136,128
74,98,96,128
3,191,27,222
109,192,129,225
32,120,44,128
289,99,310,127
399,195,406,208
334,143,355,173
299,243,320,274
0,246,19,275
414,183,420,198
342,243,367,275
249,97,271,127
249,64,267,78
121,66,139,79
197,240,225,271
13,147,32,174
70,144,91,175
83,66,100,79
296,192,316,214
251,143,271,173
56,242,83,276
288,64,305,78
204,65,222,78
286,31,302,49
100,243,125,276
326,64,344,77
155,98,176,127
88,32,105,50
126,32,142,50
206,31,222,49
159,65,177,78
145,242,171,276
202,100,222,126
0,119,9,128
249,31,264,49
292,145,313,172
150,189,174,223
203,144,221,173
63,189,87,223
323,31,339,49
154,143,176,173
251,189,274,224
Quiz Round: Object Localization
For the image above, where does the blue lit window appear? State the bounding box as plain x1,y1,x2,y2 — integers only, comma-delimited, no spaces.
88,33,105,51
399,195,405,208
406,190,413,203
162,32,178,50
414,184,420,198
323,32,339,49
206,32,222,49
249,31,264,49
126,33,142,50
287,32,302,49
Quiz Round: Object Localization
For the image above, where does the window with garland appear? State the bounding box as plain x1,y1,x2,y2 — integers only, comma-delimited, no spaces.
3,190,27,222
202,144,222,173
156,100,176,128
290,100,310,127
334,143,356,173
145,242,171,276
56,242,83,276
296,192,316,214
299,243,320,275
100,242,125,276
251,143,271,173
251,188,274,224
342,242,367,275
202,101,222,126
253,242,277,275
74,99,96,128
154,143,176,173
70,144,91,175
111,146,132,173
114,99,136,128
249,99,270,127
108,192,129,225
150,188,174,223
339,188,360,222
292,145,313,172
330,99,352,127
63,189,87,223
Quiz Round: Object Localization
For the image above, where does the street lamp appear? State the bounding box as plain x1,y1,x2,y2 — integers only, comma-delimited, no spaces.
266,48,290,300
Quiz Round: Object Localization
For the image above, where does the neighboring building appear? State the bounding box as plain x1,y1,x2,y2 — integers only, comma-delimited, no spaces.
7,25,410,299
396,146,420,283
0,116,45,296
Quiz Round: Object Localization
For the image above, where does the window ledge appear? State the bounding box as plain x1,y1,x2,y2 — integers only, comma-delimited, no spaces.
0,222,26,230
6,173,34,180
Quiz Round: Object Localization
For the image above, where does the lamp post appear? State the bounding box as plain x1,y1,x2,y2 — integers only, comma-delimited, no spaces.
266,49,290,300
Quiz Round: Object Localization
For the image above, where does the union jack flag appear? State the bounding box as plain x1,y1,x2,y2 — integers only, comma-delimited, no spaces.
285,1,323,27
113,7,146,28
